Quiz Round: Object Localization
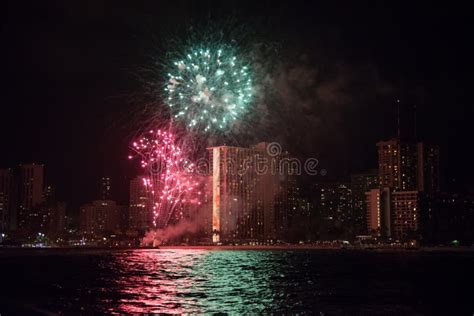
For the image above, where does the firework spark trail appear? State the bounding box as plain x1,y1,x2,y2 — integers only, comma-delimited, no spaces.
129,128,201,229
165,45,253,133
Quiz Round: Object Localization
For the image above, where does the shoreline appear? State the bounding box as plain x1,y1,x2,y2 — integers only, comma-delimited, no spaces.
0,245,473,252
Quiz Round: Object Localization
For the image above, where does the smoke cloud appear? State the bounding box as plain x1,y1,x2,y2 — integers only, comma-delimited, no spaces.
239,50,397,179
141,219,200,246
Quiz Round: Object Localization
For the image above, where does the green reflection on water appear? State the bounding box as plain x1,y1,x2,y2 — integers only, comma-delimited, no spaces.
114,249,276,313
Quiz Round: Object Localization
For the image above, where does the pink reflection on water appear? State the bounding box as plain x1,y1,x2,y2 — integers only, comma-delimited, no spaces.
112,249,207,314
107,248,273,313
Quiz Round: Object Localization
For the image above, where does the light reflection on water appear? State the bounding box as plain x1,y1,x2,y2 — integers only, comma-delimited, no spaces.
1,248,473,314
111,250,275,313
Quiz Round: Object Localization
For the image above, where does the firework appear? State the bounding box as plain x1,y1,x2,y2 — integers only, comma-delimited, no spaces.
130,129,201,228
164,44,253,133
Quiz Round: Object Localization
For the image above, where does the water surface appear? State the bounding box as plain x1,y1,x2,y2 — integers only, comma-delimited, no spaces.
0,248,472,314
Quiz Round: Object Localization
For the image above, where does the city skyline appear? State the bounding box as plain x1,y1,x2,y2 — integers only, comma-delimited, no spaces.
2,135,473,247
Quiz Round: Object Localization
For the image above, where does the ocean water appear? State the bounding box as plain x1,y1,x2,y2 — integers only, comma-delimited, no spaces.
0,248,473,314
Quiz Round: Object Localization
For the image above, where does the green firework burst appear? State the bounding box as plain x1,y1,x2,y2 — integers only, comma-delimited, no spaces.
165,45,253,132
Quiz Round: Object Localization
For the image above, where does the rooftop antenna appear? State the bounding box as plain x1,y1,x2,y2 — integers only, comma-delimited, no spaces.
413,104,417,140
397,99,401,139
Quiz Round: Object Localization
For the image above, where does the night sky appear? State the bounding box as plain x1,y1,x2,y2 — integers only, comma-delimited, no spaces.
1,1,473,207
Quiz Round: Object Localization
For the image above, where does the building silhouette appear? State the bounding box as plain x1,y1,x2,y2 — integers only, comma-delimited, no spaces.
79,200,123,236
41,185,68,236
312,182,353,239
18,164,44,231
101,176,111,200
351,170,379,234
129,176,152,232
416,143,440,193
0,169,13,233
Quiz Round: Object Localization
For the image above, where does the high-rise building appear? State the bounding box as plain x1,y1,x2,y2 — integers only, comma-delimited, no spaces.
52,201,67,234
366,189,381,234
192,176,214,243
420,192,474,245
42,201,68,235
43,185,55,205
209,143,296,244
286,195,316,241
351,170,379,234
101,176,111,200
210,145,263,243
41,185,67,235
365,188,419,240
0,169,13,233
129,176,152,232
372,138,440,241
365,187,391,237
252,142,296,240
377,139,418,191
18,164,44,230
311,182,353,238
391,190,419,240
79,200,123,236
416,143,440,193
377,139,440,193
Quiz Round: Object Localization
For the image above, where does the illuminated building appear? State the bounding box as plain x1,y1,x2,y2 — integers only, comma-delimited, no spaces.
312,182,353,238
209,142,296,243
365,187,391,237
365,188,420,240
391,190,419,240
210,145,263,243
79,200,123,236
371,139,440,240
377,139,418,191
101,176,112,200
366,189,381,234
129,176,152,232
377,139,440,193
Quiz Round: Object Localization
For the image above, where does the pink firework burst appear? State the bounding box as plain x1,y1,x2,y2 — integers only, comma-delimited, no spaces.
130,129,201,228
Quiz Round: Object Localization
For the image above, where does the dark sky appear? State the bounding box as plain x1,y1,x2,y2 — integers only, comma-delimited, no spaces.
1,1,473,207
